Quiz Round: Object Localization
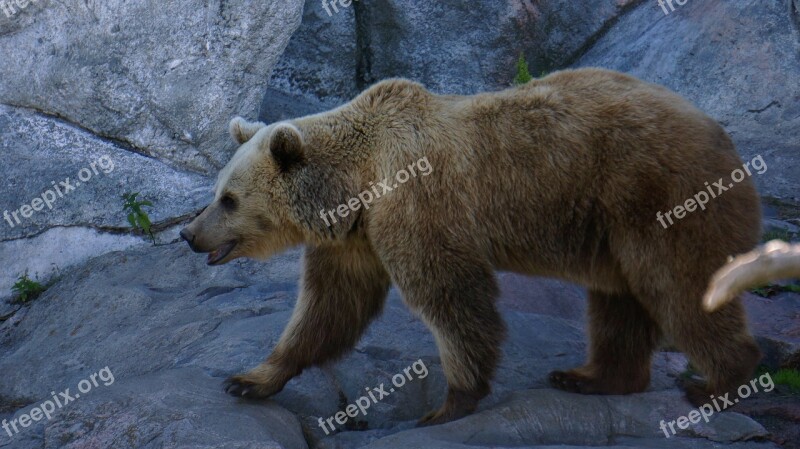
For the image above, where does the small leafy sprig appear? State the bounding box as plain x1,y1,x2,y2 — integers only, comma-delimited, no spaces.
123,192,156,245
11,272,46,304
513,53,533,86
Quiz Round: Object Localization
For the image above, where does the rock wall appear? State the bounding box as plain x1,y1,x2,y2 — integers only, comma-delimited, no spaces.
0,0,305,295
575,0,800,204
268,0,799,207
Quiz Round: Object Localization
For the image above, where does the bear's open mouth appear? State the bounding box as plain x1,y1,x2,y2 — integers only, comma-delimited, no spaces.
207,241,237,266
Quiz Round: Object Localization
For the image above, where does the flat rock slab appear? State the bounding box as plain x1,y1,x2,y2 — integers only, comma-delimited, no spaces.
1,243,792,448
355,390,774,449
2,367,307,449
744,291,800,368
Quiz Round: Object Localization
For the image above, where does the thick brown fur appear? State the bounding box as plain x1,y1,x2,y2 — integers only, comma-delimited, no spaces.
182,68,762,426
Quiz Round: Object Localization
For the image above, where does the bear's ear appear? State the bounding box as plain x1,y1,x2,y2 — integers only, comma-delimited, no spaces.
264,124,305,171
229,117,266,145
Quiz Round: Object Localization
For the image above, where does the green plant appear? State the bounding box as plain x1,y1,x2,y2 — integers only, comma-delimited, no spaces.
11,272,46,304
750,285,774,297
772,368,800,392
123,192,156,244
513,53,533,86
761,229,794,243
750,282,800,297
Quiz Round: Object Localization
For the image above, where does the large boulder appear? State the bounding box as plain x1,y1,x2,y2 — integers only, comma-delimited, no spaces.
266,0,800,210
0,0,306,297
265,2,360,112
355,0,642,94
0,105,211,297
263,0,642,118
0,0,305,172
574,0,800,206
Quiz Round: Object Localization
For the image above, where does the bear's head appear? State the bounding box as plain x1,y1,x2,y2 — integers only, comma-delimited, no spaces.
180,117,312,265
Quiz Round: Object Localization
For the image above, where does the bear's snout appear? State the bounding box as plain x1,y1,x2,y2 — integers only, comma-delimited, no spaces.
180,228,198,252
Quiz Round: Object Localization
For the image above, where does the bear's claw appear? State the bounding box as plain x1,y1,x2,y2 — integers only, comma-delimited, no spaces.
416,388,481,427
224,377,251,397
223,374,286,399
224,377,262,398
548,370,589,393
676,377,715,408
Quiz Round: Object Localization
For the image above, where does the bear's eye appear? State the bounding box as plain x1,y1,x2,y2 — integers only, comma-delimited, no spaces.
220,195,237,210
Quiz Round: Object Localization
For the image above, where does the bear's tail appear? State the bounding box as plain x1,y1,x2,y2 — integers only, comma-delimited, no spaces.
703,240,800,312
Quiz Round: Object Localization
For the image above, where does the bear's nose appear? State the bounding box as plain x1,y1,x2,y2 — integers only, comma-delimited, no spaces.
179,228,195,246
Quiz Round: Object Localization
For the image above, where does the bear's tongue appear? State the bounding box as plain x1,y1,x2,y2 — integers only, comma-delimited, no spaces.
207,241,236,265
207,250,221,264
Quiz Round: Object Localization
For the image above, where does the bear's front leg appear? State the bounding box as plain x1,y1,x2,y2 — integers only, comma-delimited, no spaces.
224,239,391,398
383,249,506,426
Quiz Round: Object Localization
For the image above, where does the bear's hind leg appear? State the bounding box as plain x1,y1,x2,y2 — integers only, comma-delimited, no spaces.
225,239,391,398
549,290,661,395
659,295,761,407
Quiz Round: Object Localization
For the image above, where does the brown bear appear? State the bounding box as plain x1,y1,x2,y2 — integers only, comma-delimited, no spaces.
180,68,762,426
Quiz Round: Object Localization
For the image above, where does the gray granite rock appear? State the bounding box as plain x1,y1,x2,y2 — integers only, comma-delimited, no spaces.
0,243,789,448
0,105,212,297
356,0,643,95
357,390,773,448
2,368,308,449
0,0,305,172
268,1,360,109
574,0,800,205
266,0,643,108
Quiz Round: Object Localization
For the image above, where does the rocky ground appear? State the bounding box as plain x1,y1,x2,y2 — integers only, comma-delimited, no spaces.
1,0,798,447
0,239,797,448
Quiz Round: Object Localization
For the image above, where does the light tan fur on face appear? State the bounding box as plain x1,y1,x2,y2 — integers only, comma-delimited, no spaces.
186,68,763,426
229,116,266,145
183,123,308,265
